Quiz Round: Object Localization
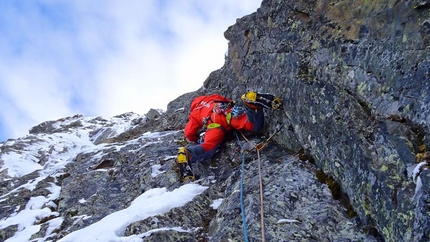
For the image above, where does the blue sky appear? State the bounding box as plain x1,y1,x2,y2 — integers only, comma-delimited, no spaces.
0,0,261,142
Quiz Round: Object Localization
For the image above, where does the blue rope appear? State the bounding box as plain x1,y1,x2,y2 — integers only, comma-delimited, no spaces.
235,131,249,242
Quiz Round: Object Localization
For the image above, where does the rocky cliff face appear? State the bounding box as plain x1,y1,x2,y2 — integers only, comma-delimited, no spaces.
0,113,379,241
197,0,430,241
1,0,429,241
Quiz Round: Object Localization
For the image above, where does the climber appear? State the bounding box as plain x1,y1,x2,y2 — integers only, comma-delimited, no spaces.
176,91,282,182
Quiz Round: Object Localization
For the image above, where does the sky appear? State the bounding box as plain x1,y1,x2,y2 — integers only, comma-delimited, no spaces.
0,0,261,142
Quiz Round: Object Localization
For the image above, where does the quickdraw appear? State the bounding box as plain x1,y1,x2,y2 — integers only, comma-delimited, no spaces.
271,97,283,110
255,122,284,151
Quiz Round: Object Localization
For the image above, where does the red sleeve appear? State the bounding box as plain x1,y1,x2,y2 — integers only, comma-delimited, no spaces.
184,115,200,142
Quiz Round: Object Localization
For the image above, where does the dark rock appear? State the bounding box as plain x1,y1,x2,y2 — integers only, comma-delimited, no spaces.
29,115,85,135
164,0,430,240
0,224,18,241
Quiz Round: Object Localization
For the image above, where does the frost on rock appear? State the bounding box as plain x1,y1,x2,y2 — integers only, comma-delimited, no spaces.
412,161,429,201
412,161,429,184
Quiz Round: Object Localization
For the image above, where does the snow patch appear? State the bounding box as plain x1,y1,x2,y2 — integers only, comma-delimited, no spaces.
277,218,300,224
210,198,224,209
151,164,165,177
59,184,208,242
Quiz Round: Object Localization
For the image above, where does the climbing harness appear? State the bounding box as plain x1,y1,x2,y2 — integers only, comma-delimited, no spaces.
235,123,284,242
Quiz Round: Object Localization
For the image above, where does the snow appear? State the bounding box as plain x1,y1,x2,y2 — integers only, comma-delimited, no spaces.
1,152,43,177
210,198,224,209
277,219,300,224
412,161,428,183
408,161,429,201
45,217,64,238
0,197,53,241
411,161,429,201
0,114,210,242
59,184,208,242
151,164,165,177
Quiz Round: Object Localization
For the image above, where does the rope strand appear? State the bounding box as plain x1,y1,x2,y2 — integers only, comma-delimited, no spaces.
235,131,250,242
235,124,282,241
256,148,266,242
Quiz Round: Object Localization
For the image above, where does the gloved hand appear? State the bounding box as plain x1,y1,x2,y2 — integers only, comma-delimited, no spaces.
231,105,245,117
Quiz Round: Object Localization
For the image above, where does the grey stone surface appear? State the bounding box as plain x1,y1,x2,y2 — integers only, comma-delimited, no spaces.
173,0,429,240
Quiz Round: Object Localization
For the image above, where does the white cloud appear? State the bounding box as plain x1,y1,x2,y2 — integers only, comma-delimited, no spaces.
0,0,261,141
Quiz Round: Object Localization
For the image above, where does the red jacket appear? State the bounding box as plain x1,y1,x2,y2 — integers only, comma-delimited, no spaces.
184,94,233,142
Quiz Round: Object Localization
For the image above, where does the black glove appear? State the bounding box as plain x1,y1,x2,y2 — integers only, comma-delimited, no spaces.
228,100,236,108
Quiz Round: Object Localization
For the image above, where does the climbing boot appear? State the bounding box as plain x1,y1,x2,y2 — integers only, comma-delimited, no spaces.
176,147,195,182
241,91,283,110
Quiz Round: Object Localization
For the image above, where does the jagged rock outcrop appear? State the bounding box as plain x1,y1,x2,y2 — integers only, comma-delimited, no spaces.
180,0,429,241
